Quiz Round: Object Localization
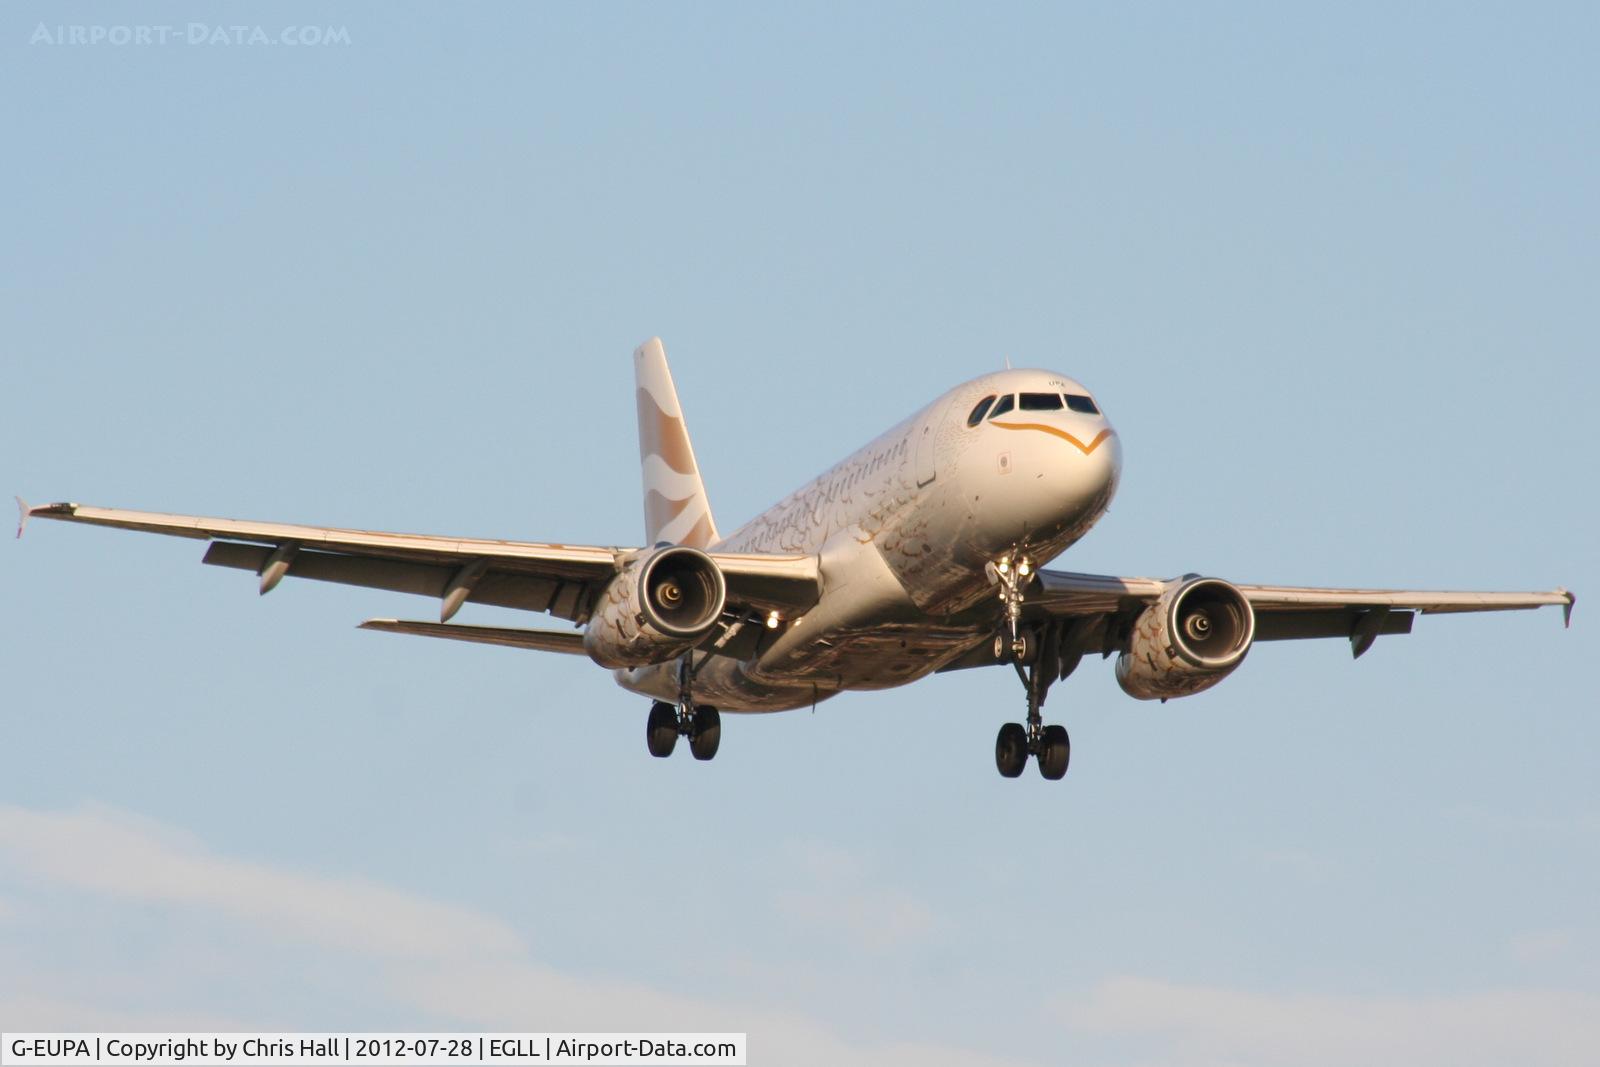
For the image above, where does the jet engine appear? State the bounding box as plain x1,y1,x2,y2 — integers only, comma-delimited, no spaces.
583,546,727,668
1115,577,1255,700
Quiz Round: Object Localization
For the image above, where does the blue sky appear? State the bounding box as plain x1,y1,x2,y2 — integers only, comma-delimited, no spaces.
2,4,1596,1064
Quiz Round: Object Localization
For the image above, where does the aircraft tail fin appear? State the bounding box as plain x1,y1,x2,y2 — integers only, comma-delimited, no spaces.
634,337,720,548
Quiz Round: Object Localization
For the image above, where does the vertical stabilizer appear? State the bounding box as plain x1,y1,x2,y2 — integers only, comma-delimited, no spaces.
634,337,720,548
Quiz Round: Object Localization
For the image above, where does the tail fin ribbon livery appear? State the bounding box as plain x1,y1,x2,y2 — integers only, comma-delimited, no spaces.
634,337,720,548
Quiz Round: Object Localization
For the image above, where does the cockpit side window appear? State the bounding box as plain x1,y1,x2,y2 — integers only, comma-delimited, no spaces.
988,394,1015,419
1019,392,1064,411
967,395,996,427
1065,394,1100,415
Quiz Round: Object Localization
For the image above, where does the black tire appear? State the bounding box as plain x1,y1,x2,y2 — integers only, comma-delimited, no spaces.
1037,724,1070,780
646,701,678,758
689,706,721,761
995,722,1028,778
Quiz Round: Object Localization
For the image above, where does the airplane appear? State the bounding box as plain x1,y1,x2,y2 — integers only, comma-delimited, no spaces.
18,338,1574,779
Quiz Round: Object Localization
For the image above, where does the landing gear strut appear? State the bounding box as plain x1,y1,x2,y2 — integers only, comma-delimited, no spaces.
993,654,1071,780
989,550,1075,781
646,655,720,761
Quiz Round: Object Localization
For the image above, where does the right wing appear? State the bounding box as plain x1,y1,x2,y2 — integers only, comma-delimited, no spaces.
22,502,820,634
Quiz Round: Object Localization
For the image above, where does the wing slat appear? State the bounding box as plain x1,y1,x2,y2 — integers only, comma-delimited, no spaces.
32,502,619,578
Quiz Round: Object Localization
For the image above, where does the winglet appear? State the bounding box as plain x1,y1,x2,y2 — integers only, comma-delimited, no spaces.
14,497,27,539
1560,588,1575,628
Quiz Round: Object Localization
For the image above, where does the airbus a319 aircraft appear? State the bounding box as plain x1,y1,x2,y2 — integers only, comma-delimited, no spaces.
21,339,1574,779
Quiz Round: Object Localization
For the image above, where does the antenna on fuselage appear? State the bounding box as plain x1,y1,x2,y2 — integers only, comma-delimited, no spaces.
1004,355,1012,370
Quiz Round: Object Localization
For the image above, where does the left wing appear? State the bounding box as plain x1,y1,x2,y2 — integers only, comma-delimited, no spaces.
944,568,1572,672
20,501,820,631
1033,568,1573,658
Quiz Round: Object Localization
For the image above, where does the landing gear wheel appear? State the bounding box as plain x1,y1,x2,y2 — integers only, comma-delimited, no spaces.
1037,724,1070,780
992,628,1038,666
646,701,678,758
689,706,721,761
995,722,1028,778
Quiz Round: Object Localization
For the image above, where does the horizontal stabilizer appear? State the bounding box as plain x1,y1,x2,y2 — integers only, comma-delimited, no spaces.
359,618,587,655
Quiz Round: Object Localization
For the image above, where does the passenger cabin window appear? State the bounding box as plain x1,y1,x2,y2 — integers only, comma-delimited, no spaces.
1065,394,1100,415
967,395,996,427
1019,392,1064,411
988,394,1015,419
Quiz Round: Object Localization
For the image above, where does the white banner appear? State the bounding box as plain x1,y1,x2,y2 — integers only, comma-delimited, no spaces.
1,1035,746,1067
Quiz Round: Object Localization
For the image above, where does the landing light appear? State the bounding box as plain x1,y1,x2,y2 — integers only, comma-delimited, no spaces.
766,611,781,629
1018,560,1032,576
997,560,1010,575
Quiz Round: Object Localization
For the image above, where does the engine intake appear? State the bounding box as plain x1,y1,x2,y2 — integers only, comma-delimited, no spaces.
1115,577,1255,700
638,545,725,637
584,546,727,668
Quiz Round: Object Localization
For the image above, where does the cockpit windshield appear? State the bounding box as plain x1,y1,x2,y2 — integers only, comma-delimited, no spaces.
982,391,1099,420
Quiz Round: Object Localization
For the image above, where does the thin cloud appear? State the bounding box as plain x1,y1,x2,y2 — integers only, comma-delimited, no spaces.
0,803,1039,1067
0,803,519,960
0,991,256,1033
1056,977,1600,1067
1510,930,1574,964
770,840,943,950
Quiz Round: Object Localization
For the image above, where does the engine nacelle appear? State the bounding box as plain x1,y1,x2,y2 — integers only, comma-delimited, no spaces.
583,546,727,668
1115,577,1255,701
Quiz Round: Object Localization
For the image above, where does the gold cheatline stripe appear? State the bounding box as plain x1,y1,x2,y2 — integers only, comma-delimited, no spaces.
990,422,1114,455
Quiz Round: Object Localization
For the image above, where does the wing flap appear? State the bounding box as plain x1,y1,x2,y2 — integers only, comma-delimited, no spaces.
358,618,587,654
1253,608,1415,642
709,552,821,615
202,543,582,618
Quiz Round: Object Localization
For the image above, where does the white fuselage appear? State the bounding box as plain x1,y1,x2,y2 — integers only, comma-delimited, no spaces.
616,368,1122,711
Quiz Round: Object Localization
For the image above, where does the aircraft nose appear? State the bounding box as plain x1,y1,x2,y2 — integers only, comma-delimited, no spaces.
972,413,1121,548
1087,422,1122,499
1062,419,1120,507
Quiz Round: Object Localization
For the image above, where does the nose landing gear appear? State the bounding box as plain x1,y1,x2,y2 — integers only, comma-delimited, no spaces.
988,551,1077,780
988,550,1035,666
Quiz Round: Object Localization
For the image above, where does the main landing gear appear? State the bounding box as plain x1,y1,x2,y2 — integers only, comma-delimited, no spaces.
993,683,1071,781
646,655,720,761
990,550,1073,781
